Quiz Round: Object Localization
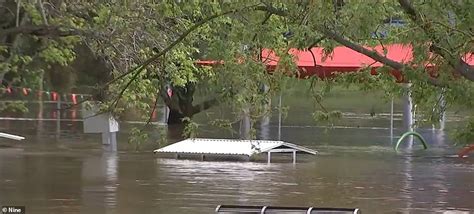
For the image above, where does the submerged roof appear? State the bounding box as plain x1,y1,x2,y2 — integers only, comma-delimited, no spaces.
0,132,25,141
153,138,317,156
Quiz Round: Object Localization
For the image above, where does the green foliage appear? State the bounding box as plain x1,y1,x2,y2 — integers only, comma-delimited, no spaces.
38,40,77,66
1,1,82,94
2,0,473,145
312,110,342,124
0,101,29,113
453,119,474,145
128,127,149,151
182,117,199,138
157,126,169,147
209,119,235,134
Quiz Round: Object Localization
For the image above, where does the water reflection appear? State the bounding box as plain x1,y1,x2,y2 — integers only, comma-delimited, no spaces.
155,159,293,212
0,127,473,213
1,100,473,213
81,153,118,214
401,155,414,212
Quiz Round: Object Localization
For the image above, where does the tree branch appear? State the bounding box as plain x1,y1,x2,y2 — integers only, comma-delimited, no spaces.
251,12,272,42
322,28,404,70
103,3,263,112
307,36,327,68
105,3,262,88
321,27,445,87
143,89,160,127
37,0,48,25
307,36,326,50
398,0,418,18
192,98,219,115
255,4,449,86
0,25,80,37
16,0,21,27
398,0,474,81
255,5,287,16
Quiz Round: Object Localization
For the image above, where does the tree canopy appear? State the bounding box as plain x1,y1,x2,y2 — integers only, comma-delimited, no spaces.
1,0,473,144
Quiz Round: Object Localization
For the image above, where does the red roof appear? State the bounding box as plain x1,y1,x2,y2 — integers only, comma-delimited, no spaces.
198,44,474,79
264,44,416,67
262,44,432,78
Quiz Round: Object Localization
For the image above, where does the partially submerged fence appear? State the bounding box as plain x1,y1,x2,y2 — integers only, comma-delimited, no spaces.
215,205,360,213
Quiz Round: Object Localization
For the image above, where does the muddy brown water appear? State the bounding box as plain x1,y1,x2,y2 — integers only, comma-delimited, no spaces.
0,105,473,213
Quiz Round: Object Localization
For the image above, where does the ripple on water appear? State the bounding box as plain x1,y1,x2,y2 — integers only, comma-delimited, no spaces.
1,122,474,213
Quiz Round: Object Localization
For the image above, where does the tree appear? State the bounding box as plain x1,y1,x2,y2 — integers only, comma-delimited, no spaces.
2,1,473,143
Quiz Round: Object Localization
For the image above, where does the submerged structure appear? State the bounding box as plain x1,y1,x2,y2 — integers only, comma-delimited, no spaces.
215,205,360,214
153,138,317,163
0,132,25,141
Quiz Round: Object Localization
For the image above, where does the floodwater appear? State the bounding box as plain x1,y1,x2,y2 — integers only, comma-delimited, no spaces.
0,96,473,213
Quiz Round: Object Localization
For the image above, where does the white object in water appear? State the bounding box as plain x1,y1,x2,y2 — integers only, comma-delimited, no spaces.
0,132,25,141
154,138,317,163
82,103,119,151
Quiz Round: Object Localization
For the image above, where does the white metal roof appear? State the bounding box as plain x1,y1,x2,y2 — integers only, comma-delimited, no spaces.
153,138,317,156
0,132,25,141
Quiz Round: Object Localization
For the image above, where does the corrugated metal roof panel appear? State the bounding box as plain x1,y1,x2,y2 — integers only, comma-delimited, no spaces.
153,138,317,156
281,142,318,155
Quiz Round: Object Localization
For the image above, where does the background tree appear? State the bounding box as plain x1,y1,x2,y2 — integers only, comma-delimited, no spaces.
1,0,473,143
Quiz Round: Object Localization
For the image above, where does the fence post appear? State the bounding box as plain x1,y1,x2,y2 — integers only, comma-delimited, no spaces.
56,96,61,140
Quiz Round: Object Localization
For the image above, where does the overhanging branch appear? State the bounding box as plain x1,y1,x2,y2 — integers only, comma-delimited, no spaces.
255,4,450,86
0,25,80,37
105,3,262,88
321,27,445,87
103,3,262,111
321,28,404,70
397,0,474,81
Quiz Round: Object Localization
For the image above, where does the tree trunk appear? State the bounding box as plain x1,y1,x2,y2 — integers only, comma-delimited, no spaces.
167,109,188,125
166,109,193,140
36,70,44,138
165,89,194,140
162,82,219,139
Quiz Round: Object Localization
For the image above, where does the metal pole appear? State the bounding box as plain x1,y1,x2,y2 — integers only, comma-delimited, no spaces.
102,132,110,146
110,132,117,151
403,84,414,145
56,96,61,140
101,132,117,152
278,92,282,140
439,91,446,131
267,152,271,164
390,97,394,143
440,111,446,131
292,150,296,164
37,71,44,138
